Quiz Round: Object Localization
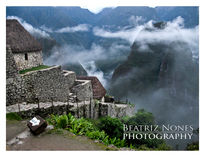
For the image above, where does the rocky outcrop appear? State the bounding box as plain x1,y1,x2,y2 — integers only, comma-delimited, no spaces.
111,40,197,97
110,31,198,126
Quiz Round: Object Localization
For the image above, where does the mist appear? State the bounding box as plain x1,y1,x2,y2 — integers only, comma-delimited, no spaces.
107,17,199,149
7,16,91,39
7,11,199,149
7,16,50,38
44,43,129,88
55,24,90,33
93,16,198,59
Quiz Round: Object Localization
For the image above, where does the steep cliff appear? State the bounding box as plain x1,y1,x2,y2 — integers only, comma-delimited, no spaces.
110,24,199,125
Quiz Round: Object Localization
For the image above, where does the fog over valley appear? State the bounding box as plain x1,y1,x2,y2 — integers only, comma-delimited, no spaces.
6,6,199,149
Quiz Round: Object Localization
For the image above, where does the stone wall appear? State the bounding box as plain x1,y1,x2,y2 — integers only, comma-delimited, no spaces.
71,80,93,101
7,100,133,120
13,51,43,71
6,48,134,118
6,47,26,106
97,102,134,118
21,65,70,103
6,47,18,79
6,100,94,119
62,70,76,88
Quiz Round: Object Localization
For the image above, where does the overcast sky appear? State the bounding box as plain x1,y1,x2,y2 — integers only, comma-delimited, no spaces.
81,6,156,14
80,6,113,14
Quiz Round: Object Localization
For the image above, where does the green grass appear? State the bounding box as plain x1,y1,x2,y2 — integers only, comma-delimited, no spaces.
19,65,50,74
6,113,22,121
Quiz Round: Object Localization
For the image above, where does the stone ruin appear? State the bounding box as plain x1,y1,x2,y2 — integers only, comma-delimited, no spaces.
6,19,134,119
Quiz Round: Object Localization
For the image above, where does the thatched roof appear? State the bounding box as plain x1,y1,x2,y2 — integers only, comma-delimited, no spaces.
6,19,42,53
77,76,106,99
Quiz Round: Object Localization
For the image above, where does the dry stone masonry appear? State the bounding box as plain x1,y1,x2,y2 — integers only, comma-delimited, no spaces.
6,48,134,119
6,19,134,119
21,65,71,103
13,51,43,71
6,47,26,105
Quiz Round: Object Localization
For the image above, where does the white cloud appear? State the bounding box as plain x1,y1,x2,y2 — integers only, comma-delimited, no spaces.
40,25,53,33
7,16,50,38
80,6,116,14
44,43,127,65
128,15,145,26
93,16,199,58
93,25,144,43
55,24,90,33
81,61,107,87
44,43,129,88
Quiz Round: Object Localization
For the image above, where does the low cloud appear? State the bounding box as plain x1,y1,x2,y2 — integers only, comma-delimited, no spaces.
93,16,199,58
7,16,90,38
44,43,129,87
81,61,107,87
7,16,50,38
44,43,128,65
128,15,145,26
93,25,144,44
55,24,90,33
40,25,53,33
40,24,90,33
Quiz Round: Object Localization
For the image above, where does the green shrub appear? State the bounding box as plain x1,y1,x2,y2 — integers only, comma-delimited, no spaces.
112,138,126,148
46,114,126,148
126,109,155,125
46,114,59,126
86,130,107,141
67,116,96,135
57,115,68,129
157,143,171,150
6,113,22,121
186,142,199,150
46,112,170,150
98,116,123,139
123,109,168,149
137,145,153,150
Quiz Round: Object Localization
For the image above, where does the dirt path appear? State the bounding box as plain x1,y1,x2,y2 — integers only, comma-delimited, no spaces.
6,120,27,142
6,120,114,151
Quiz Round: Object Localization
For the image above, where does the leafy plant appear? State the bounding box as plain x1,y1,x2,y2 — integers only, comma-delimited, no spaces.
86,130,107,141
123,109,168,149
126,109,155,125
47,114,60,126
157,143,171,150
186,142,199,150
46,112,170,150
98,116,123,139
57,115,68,129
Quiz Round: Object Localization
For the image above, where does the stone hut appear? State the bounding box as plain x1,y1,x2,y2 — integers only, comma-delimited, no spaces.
6,19,43,71
77,76,106,100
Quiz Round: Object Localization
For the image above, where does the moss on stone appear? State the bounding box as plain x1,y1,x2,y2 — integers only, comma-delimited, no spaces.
19,65,50,74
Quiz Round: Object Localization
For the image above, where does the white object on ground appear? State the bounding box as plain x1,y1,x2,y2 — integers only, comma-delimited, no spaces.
29,117,40,126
